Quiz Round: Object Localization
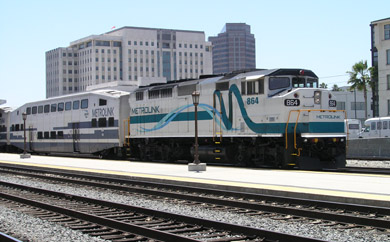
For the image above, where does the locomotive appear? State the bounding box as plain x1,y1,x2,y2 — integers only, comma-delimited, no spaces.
0,69,346,169
128,69,346,169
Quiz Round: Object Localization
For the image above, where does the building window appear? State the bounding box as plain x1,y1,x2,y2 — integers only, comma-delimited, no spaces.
387,50,390,65
336,101,345,110
387,75,390,90
351,102,365,110
388,100,390,115
385,24,390,40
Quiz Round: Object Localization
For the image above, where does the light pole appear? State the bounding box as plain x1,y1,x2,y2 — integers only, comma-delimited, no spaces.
20,112,31,159
188,91,206,172
192,91,200,164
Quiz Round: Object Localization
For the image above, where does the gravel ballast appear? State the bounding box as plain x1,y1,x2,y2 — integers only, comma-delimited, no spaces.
0,166,389,242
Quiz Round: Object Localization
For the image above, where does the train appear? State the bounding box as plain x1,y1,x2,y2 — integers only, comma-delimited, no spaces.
361,117,390,138
0,69,347,169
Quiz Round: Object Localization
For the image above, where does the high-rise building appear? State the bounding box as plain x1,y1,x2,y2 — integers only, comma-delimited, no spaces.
208,23,256,74
46,27,213,98
371,18,390,117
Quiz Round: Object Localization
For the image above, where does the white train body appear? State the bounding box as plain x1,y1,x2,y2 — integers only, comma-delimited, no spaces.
345,119,362,140
361,117,390,138
1,69,347,169
129,69,346,169
5,90,130,156
0,107,12,149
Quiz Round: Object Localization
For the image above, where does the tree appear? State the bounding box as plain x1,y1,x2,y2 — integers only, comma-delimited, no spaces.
332,84,342,91
347,60,371,119
319,82,328,89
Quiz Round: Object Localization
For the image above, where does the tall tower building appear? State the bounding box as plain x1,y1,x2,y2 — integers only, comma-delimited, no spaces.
371,18,390,117
46,26,213,98
208,23,256,74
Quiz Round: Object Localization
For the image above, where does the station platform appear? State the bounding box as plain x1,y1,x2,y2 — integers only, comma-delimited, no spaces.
0,153,389,207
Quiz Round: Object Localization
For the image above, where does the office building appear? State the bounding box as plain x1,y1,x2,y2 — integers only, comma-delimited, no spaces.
370,17,390,117
208,23,256,74
46,27,213,98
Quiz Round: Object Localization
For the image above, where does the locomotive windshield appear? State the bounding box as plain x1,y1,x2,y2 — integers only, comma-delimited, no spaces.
292,77,318,88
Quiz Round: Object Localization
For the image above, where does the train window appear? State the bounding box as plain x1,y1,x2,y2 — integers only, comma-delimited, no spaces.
44,132,50,139
81,99,88,109
58,103,64,112
307,78,318,88
50,131,56,139
98,118,107,127
73,100,80,110
51,104,57,112
136,92,144,101
216,82,229,91
258,78,264,94
161,88,172,98
26,107,31,115
148,90,160,99
292,77,305,88
99,99,107,106
57,131,64,139
108,117,114,127
371,122,376,131
241,82,246,95
32,106,37,114
377,122,382,130
247,81,257,95
37,132,43,139
91,118,97,128
269,77,290,90
382,121,387,129
44,105,50,113
38,106,43,114
65,101,72,111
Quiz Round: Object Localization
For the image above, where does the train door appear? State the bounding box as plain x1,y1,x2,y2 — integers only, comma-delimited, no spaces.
28,126,34,151
72,122,80,152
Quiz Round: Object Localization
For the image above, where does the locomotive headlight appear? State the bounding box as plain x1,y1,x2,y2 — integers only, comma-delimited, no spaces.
314,91,321,104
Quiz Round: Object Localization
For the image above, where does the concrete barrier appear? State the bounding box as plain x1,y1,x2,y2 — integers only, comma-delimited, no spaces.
347,138,390,160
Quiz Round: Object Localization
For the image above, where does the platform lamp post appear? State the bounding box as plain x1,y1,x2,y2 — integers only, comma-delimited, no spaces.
188,91,206,172
20,112,31,159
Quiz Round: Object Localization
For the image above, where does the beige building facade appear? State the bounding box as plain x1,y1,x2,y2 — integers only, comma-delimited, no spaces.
371,18,390,117
46,27,213,98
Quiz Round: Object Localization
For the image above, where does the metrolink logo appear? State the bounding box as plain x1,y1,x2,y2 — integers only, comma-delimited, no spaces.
92,107,115,118
316,115,341,120
131,106,160,115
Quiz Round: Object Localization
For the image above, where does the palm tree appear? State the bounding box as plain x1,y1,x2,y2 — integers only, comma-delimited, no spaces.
319,82,328,89
332,84,342,91
347,60,371,119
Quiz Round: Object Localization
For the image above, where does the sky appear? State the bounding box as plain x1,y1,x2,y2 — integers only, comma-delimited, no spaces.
0,0,389,108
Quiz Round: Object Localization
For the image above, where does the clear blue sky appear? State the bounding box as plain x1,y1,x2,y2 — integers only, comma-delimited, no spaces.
0,0,389,108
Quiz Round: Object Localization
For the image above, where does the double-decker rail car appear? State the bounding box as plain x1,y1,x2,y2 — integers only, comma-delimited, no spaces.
8,90,131,157
128,69,346,169
0,107,12,151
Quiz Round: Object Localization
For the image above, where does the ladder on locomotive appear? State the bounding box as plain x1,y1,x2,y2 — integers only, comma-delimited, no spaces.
213,92,223,161
123,117,131,156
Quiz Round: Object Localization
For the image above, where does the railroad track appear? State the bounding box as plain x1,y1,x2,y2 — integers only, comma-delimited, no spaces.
339,166,390,175
0,180,321,242
0,164,390,233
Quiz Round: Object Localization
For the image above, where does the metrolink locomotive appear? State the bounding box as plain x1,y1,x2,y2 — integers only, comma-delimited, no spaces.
128,69,346,169
0,69,347,169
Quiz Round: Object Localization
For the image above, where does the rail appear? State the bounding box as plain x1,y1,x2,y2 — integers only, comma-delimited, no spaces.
285,109,347,155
